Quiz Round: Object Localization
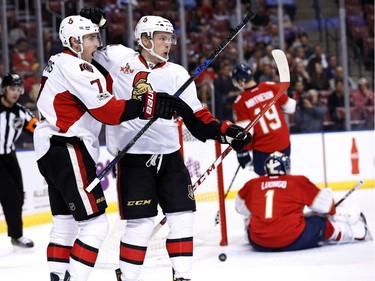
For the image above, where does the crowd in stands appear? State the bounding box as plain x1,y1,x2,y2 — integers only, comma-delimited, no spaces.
0,0,373,149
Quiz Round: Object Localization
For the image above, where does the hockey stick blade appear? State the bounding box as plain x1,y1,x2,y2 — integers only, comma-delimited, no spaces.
86,0,260,192
152,49,290,234
335,180,364,207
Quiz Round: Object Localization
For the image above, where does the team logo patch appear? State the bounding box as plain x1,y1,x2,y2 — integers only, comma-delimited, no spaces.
96,197,106,204
96,92,110,101
120,63,134,74
13,117,23,130
132,71,152,100
69,202,76,211
79,63,94,73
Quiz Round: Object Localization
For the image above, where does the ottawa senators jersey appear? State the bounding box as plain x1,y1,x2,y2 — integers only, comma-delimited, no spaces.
235,174,335,248
93,45,204,155
34,50,126,161
233,82,295,153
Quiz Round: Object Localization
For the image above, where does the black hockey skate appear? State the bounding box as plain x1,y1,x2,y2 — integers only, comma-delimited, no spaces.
63,271,71,281
11,236,34,248
173,268,191,281
50,273,59,281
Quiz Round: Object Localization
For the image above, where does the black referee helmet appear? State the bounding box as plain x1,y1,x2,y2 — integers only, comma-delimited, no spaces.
1,73,24,95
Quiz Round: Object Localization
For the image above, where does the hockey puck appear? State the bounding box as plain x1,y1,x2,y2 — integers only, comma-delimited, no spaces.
218,253,227,262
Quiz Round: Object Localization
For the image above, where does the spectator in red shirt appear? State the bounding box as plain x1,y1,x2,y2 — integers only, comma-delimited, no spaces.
235,151,369,252
11,38,39,75
11,37,40,105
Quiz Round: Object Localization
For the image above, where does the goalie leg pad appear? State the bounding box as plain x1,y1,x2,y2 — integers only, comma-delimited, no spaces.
327,205,367,244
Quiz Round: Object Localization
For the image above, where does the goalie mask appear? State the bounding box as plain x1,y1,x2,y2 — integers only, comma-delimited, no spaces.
135,15,176,62
1,73,24,95
232,63,253,90
59,15,102,59
264,151,291,176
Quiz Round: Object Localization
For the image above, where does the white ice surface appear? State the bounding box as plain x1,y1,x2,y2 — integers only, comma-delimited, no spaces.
1,188,374,281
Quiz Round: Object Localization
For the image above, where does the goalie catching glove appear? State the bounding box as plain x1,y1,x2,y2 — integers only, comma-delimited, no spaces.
80,7,107,29
217,121,252,152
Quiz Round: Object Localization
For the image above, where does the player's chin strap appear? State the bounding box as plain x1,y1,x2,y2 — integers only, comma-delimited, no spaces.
68,44,83,60
140,39,168,62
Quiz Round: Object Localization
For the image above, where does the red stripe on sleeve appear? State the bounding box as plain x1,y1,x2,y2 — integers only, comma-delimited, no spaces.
89,97,126,125
194,108,216,125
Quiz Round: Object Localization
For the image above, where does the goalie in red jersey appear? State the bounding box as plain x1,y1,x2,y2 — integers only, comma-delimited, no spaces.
232,63,296,175
235,151,370,252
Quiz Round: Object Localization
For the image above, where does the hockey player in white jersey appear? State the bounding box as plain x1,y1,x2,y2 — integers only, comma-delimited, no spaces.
34,15,180,281
81,8,252,281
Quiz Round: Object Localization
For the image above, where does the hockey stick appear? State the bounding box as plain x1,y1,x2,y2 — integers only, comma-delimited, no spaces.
334,180,364,207
86,0,260,192
214,164,241,225
151,49,291,236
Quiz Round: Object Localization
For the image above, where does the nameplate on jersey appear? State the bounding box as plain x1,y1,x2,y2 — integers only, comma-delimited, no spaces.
79,63,94,73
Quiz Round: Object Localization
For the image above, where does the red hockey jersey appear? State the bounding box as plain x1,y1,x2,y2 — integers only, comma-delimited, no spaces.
235,175,335,248
233,82,295,153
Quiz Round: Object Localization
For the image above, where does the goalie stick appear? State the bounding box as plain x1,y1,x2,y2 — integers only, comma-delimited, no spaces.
86,0,260,192
151,49,291,236
335,180,364,207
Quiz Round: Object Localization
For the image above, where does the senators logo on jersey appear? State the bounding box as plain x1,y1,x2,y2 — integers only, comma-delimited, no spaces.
79,63,94,73
132,71,153,100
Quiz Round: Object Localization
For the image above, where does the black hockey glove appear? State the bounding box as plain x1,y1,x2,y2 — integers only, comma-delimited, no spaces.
237,150,252,169
139,91,180,120
217,121,252,152
80,7,107,29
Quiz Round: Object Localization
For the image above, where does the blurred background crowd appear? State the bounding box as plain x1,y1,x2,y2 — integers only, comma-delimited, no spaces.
0,0,374,148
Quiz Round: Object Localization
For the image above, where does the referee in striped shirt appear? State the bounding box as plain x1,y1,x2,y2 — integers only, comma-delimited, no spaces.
0,73,38,248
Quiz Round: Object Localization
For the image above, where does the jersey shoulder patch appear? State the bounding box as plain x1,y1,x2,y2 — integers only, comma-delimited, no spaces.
79,63,94,73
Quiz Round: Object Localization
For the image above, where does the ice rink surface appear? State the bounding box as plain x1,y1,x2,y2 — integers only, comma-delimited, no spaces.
1,188,374,281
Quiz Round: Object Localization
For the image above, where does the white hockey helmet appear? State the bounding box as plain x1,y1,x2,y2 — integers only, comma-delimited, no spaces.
134,15,176,62
59,15,101,58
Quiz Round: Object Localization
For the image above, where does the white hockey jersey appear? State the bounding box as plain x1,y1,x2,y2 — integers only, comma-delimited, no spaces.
93,44,204,155
34,51,126,161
